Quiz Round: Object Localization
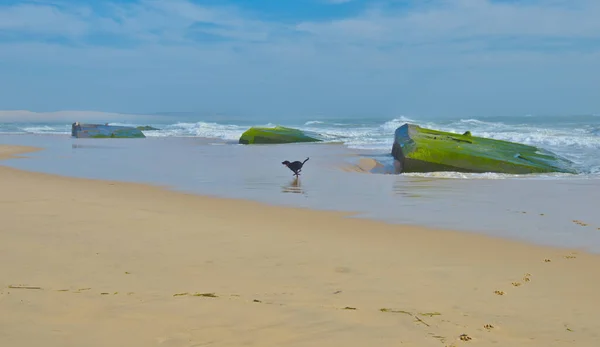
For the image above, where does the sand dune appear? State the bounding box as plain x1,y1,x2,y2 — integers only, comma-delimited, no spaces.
0,110,166,123
1,145,599,346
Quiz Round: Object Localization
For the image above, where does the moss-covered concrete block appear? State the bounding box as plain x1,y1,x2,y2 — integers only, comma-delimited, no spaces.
71,122,146,139
391,123,576,174
239,126,322,144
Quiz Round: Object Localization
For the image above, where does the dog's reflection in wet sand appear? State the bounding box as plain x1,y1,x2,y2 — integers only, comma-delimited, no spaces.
281,176,304,194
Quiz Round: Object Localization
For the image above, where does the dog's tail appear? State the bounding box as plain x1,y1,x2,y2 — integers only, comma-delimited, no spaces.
302,157,310,164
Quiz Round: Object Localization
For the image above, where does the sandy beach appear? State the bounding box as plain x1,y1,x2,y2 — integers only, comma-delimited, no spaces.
2,144,600,347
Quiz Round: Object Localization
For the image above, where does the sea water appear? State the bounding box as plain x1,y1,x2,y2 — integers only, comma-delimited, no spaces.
1,113,599,252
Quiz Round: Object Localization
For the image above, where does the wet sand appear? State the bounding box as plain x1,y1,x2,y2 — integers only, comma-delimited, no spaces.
2,134,600,253
0,144,41,160
2,144,600,346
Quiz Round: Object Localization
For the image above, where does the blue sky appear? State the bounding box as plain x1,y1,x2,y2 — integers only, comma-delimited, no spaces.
0,0,599,119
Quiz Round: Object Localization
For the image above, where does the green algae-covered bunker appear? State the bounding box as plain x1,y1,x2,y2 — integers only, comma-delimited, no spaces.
239,126,323,144
391,123,576,174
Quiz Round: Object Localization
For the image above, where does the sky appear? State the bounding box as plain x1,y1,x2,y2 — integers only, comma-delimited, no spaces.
0,0,599,119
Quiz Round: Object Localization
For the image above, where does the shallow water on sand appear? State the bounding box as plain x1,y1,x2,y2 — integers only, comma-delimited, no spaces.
2,134,600,253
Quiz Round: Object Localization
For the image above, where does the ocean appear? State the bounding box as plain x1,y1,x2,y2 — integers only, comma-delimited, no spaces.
2,113,599,176
1,112,600,252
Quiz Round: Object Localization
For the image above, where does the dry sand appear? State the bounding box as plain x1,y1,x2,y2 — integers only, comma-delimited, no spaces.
1,145,600,347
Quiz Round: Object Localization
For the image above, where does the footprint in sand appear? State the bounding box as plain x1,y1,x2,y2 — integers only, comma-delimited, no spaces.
459,333,472,341
494,290,505,296
508,274,532,290
565,324,574,332
484,324,494,330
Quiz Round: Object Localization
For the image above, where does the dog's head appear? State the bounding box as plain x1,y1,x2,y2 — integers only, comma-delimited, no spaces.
282,160,290,166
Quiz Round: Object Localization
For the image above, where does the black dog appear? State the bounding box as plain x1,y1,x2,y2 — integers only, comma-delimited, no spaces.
282,157,309,176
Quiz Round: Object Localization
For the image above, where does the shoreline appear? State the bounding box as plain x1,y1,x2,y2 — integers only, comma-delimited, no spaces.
2,144,600,346
0,144,600,259
0,143,597,254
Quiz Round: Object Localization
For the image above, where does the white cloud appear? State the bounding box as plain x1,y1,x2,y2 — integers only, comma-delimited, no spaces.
296,0,600,46
0,0,282,44
0,0,599,116
111,0,276,42
0,3,90,38
2,0,599,49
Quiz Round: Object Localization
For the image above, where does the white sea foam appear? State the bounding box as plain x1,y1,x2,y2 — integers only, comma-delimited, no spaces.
401,171,585,180
143,122,247,140
21,125,70,134
380,116,418,132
